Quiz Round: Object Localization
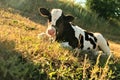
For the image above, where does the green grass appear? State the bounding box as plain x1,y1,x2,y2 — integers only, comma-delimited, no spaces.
0,0,120,80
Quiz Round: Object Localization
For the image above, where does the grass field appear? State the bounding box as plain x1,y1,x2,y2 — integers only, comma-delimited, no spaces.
0,0,120,80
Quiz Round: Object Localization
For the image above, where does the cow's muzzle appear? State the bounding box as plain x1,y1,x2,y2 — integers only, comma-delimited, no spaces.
46,26,56,37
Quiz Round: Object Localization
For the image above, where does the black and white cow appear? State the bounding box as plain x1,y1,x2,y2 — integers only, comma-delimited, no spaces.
39,8,111,55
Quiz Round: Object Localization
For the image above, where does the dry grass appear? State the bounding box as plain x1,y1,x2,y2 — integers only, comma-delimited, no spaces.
110,41,120,58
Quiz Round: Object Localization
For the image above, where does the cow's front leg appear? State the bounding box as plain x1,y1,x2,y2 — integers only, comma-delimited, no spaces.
60,42,72,49
73,48,81,57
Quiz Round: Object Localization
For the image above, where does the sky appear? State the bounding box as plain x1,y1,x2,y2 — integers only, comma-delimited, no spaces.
75,0,86,7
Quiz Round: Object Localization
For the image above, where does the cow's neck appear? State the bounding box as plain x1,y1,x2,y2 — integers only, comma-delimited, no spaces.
56,22,79,48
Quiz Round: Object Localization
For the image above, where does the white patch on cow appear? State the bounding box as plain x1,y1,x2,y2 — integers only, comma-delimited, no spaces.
94,33,110,55
71,25,85,39
51,9,62,26
88,35,94,41
60,42,72,49
83,41,94,50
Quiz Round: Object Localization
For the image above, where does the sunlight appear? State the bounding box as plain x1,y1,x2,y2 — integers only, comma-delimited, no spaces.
75,0,86,7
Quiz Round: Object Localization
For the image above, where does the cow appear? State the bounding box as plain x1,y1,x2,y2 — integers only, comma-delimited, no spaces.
39,8,112,56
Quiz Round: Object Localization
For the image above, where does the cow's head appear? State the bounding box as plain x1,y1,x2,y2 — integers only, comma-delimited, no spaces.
39,8,74,38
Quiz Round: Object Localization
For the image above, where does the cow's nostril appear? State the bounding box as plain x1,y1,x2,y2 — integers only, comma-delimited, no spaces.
48,30,54,34
47,29,56,36
52,25,55,27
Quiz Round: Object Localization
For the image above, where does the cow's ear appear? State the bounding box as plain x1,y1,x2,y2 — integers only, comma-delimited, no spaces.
39,8,50,17
65,15,74,22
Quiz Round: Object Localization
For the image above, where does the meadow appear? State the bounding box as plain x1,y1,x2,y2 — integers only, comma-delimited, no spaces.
0,0,120,80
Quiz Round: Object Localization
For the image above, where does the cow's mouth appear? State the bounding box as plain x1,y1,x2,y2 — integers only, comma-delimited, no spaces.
46,27,56,37
48,29,55,36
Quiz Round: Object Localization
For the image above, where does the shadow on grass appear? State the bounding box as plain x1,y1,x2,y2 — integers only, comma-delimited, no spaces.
0,40,48,80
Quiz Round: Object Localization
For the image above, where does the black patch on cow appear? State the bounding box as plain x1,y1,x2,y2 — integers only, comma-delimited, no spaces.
55,20,78,49
63,23,79,49
85,31,97,42
78,34,84,49
65,23,78,49
48,15,52,22
85,31,97,49
106,40,109,46
87,47,90,50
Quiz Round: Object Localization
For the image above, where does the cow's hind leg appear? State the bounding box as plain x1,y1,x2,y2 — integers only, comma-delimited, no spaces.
94,33,111,55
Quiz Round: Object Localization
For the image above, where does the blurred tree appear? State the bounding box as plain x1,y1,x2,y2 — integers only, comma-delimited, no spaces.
86,0,120,20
